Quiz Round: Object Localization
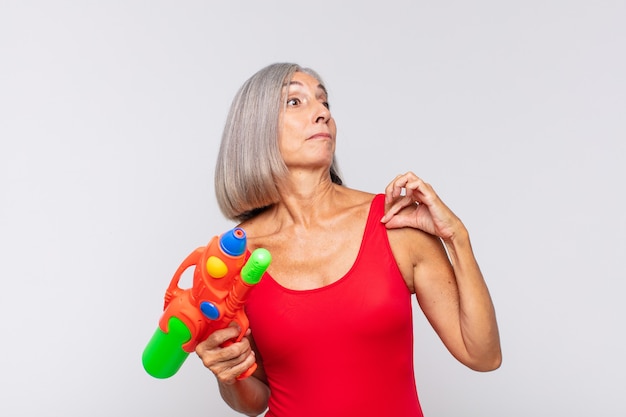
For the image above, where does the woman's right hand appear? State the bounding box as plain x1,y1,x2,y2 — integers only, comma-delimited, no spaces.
195,324,257,385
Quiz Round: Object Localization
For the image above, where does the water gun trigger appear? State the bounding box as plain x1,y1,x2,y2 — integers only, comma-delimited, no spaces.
232,316,250,343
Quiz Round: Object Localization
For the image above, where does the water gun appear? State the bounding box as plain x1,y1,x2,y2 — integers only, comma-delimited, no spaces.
142,227,271,379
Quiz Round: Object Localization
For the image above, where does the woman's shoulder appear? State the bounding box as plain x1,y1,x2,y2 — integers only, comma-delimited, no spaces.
335,185,377,206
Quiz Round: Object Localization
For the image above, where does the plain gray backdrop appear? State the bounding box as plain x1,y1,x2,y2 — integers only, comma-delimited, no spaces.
1,1,624,416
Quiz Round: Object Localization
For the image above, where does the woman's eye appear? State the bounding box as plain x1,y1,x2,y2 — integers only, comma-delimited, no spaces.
287,98,301,106
322,101,330,110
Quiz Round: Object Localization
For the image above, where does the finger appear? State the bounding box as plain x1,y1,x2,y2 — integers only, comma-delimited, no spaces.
213,350,257,386
206,325,243,348
403,177,437,205
195,329,246,370
196,338,252,373
388,172,422,199
384,174,404,203
384,175,413,208
198,329,251,357
391,173,412,199
381,195,415,224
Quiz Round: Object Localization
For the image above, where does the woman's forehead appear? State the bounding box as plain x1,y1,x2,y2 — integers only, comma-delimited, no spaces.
285,72,327,95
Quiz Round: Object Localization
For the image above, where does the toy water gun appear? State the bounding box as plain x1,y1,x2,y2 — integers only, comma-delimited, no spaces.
142,227,271,379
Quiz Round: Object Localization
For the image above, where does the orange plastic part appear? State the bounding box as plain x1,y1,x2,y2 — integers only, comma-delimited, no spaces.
158,232,248,354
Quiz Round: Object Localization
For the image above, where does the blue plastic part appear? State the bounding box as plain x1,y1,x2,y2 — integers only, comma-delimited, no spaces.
200,301,221,320
219,227,247,256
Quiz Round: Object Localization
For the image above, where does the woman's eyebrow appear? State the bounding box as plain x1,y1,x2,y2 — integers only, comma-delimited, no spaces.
317,84,328,100
284,80,302,89
285,80,328,96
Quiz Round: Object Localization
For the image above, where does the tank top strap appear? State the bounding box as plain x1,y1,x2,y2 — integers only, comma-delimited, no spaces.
359,193,388,254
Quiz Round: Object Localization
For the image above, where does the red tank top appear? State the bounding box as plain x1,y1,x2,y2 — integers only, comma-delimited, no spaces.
246,194,424,416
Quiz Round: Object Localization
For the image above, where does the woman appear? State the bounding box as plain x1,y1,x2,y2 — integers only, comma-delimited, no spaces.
196,63,501,416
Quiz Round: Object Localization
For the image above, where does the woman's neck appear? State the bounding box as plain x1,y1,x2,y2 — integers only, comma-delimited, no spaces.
272,172,338,227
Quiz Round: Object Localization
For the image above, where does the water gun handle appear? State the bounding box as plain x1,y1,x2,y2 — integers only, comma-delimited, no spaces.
219,248,271,379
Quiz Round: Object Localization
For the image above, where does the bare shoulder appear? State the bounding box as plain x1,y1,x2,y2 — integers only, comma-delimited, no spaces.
386,221,450,293
337,187,376,212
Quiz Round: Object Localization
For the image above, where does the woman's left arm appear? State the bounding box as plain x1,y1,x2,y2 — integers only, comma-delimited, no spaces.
381,172,502,371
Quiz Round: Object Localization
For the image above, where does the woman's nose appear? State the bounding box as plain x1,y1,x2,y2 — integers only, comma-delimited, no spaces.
314,102,331,123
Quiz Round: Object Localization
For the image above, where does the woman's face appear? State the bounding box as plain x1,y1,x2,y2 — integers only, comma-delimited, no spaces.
278,71,337,173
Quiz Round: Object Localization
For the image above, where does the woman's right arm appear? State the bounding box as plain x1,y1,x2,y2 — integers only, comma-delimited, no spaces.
196,325,270,416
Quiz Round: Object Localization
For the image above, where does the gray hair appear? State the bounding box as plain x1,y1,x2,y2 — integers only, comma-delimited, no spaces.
215,63,343,221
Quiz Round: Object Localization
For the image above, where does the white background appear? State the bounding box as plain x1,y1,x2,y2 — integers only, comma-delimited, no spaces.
1,1,624,416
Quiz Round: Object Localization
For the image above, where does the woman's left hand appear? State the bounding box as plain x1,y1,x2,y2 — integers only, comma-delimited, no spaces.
380,172,463,241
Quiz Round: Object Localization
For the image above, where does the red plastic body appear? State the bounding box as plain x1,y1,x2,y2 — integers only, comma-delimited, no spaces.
157,229,257,377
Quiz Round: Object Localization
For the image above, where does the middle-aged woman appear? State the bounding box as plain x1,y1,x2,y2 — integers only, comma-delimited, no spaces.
195,63,502,417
